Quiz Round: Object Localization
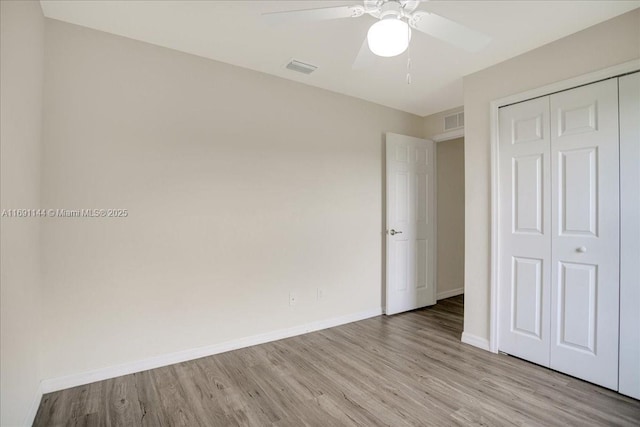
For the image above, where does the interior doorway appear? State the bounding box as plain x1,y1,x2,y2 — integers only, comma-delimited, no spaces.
382,132,466,315
435,137,465,301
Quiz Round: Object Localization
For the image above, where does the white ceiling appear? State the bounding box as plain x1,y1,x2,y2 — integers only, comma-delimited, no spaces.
40,1,640,116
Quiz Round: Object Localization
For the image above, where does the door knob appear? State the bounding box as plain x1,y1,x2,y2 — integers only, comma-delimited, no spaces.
576,246,587,253
389,229,403,235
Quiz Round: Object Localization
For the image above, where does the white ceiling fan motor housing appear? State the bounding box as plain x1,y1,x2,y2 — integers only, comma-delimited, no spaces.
365,0,420,19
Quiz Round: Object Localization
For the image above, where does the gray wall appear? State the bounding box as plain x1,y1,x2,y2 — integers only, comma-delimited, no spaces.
0,1,45,425
40,19,424,380
436,138,465,299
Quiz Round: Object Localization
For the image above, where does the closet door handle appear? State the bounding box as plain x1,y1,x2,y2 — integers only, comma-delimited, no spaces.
576,246,587,253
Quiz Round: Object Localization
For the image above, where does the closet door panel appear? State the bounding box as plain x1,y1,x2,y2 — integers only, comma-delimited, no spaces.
498,97,552,366
549,78,619,390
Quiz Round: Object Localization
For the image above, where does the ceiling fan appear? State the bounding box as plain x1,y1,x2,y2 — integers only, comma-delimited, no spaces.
263,0,492,69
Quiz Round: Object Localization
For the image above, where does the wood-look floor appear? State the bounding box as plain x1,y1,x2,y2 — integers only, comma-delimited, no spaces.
34,296,640,426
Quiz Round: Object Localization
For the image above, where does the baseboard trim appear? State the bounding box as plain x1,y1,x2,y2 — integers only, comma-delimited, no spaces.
461,331,491,352
24,381,43,426
41,307,383,394
437,287,464,300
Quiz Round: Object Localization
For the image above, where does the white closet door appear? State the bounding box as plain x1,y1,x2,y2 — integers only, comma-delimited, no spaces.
549,78,620,390
498,97,552,366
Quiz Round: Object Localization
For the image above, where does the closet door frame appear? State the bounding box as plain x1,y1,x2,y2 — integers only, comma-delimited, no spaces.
489,59,640,355
618,71,640,400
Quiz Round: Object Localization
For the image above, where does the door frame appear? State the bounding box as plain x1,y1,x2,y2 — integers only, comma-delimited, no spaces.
432,126,464,302
488,59,640,353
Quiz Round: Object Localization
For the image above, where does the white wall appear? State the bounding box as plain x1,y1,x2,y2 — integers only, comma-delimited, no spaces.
462,9,640,342
40,19,423,381
0,1,45,425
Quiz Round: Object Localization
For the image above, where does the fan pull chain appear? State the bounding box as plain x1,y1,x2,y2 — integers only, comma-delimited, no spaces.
406,19,412,85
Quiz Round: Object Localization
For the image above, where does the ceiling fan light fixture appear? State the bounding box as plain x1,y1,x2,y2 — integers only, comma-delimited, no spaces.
367,17,411,57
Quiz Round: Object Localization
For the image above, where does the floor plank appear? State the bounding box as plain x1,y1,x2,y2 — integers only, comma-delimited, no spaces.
33,296,640,426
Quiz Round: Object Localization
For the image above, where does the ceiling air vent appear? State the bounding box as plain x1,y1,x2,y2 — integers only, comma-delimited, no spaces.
444,111,464,131
285,59,317,75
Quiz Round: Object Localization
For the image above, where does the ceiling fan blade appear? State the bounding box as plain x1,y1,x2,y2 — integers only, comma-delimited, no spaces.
410,11,491,52
352,37,376,70
263,5,364,25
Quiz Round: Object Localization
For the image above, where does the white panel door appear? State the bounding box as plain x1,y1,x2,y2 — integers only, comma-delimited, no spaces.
618,72,640,399
498,97,552,366
549,78,619,390
386,133,435,315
